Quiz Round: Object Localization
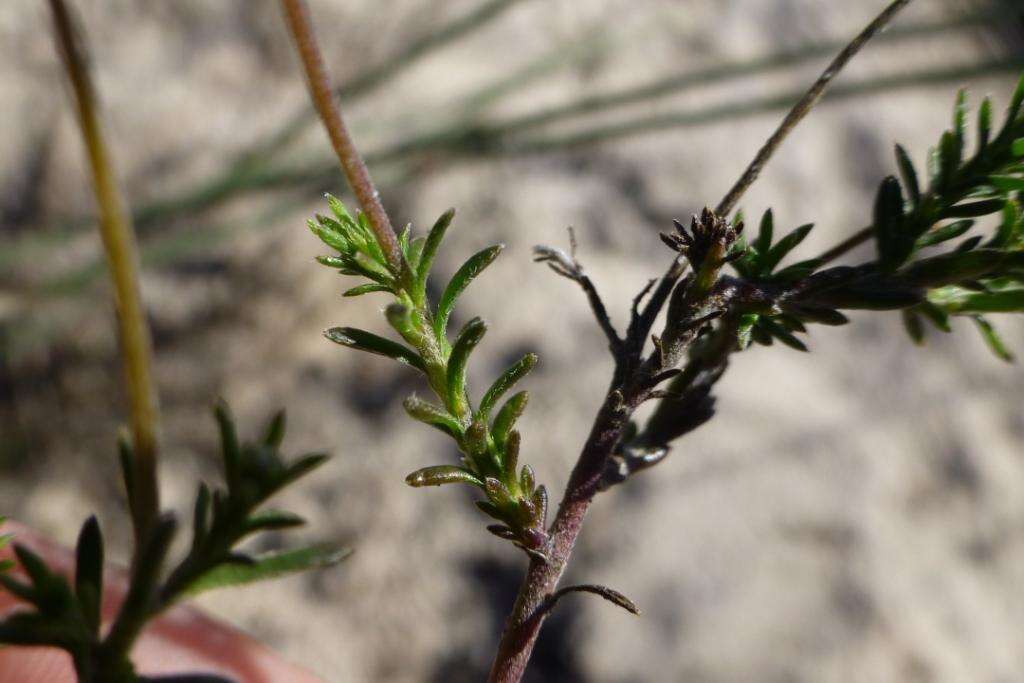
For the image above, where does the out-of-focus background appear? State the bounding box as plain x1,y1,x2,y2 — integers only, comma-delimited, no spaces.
2,1,1023,681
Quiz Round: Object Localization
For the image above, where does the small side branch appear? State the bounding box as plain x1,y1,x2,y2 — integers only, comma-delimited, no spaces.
814,224,874,265
544,584,640,617
716,0,914,217
279,0,402,269
534,229,623,354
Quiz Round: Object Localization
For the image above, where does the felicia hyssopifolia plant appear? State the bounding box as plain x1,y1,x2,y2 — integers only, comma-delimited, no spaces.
2,0,1024,681
287,0,1024,680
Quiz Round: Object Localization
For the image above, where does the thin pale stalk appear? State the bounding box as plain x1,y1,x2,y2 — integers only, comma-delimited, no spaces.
716,0,914,216
49,0,160,542
280,0,402,269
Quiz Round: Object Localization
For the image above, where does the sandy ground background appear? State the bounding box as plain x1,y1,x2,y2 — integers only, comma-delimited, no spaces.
2,1,1024,681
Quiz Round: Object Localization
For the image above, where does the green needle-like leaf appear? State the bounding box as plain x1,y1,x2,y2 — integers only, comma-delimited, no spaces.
492,391,529,451
343,283,392,297
978,97,993,151
917,220,974,248
973,316,1014,362
416,208,456,299
182,545,350,598
895,144,921,207
242,510,306,535
403,396,464,437
74,516,103,636
874,175,908,271
405,465,484,488
434,244,503,340
447,317,488,415
761,223,813,274
262,410,286,450
325,327,427,372
214,402,241,492
478,353,538,421
753,209,774,259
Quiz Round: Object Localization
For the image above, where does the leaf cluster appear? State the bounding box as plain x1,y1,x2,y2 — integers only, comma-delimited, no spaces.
728,77,1024,360
0,404,344,682
311,199,548,556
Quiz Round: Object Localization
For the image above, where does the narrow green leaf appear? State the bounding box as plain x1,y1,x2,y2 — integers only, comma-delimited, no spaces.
416,209,455,297
519,462,535,494
262,410,286,450
531,485,548,527
405,465,484,488
243,510,306,534
343,283,392,297
937,130,961,190
0,573,36,604
762,224,813,274
916,220,974,248
894,144,921,207
478,353,538,421
214,402,240,492
1007,73,1024,125
325,327,426,372
182,545,350,598
1013,138,1024,157
385,303,420,343
873,175,908,271
484,478,514,507
325,194,354,225
918,300,952,332
973,316,1014,362
952,89,968,150
757,317,808,352
492,391,528,451
308,218,349,252
433,244,503,340
989,175,1024,192
192,483,210,551
754,209,774,259
902,310,925,345
475,500,504,522
503,430,521,481
928,285,1024,314
977,97,993,151
901,249,1024,287
405,236,427,273
988,200,1020,248
403,395,464,437
785,307,848,326
277,453,330,492
74,516,103,636
446,318,488,415
943,199,1008,218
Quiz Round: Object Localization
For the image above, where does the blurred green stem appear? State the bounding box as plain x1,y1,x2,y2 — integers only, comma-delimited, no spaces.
48,0,160,544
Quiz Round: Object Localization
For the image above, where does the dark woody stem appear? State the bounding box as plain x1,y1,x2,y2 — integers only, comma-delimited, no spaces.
487,3,915,681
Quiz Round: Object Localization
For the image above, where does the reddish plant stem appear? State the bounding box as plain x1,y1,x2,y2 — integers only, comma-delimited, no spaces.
488,394,631,683
487,3,915,680
279,0,402,270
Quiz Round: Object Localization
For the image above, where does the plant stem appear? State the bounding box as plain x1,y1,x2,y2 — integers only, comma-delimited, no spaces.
487,3,916,680
49,0,160,543
815,225,874,265
716,0,914,216
280,0,402,269
246,0,528,169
